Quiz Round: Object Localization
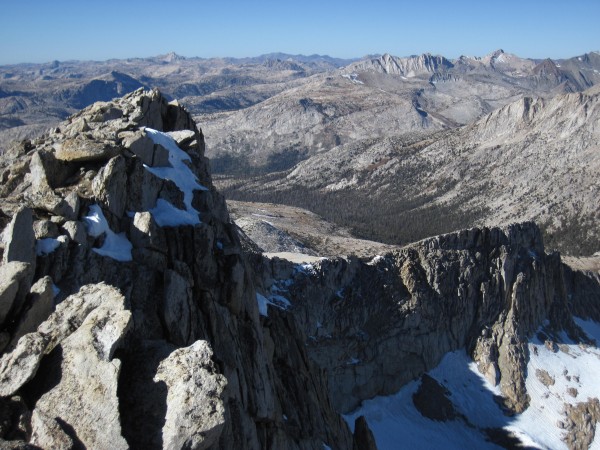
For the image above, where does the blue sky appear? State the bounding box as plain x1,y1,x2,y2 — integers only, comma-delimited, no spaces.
1,0,598,64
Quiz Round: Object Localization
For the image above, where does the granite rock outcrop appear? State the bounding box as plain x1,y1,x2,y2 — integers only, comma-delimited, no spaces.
0,89,356,449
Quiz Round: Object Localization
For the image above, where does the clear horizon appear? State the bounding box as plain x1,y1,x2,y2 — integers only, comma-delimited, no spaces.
1,0,599,65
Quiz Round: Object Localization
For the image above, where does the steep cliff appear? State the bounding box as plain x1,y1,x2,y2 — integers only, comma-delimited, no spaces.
349,53,454,78
253,223,584,414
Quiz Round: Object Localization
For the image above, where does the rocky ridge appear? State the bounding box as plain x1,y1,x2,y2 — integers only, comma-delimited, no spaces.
0,89,359,449
349,53,455,78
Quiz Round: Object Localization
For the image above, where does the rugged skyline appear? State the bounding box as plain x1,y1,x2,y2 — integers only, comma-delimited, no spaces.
1,0,599,64
2,47,599,256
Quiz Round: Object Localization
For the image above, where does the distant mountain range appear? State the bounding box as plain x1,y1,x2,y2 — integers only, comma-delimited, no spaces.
2,49,600,255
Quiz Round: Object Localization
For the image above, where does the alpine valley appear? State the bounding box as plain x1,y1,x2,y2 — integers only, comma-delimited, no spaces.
0,49,599,450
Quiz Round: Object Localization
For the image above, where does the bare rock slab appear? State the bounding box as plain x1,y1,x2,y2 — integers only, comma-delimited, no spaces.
2,208,35,269
154,340,227,450
54,137,119,163
0,262,33,329
25,283,132,449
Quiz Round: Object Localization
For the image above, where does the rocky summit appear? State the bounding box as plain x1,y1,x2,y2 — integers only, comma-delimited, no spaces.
0,89,599,450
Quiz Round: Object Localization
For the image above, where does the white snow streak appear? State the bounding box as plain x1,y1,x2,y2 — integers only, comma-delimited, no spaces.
35,236,67,255
143,128,207,226
83,204,132,262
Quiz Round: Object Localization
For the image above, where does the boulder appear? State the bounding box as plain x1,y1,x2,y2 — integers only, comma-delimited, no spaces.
123,133,170,167
92,155,127,217
0,283,129,400
154,340,227,450
0,333,48,397
2,208,35,269
62,192,80,220
29,152,52,192
0,262,33,329
130,212,166,252
167,129,198,151
133,89,166,130
54,137,119,162
125,158,164,212
33,220,59,240
9,276,56,346
62,221,87,245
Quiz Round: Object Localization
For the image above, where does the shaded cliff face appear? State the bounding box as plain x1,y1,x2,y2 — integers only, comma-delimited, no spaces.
0,89,355,449
253,224,590,416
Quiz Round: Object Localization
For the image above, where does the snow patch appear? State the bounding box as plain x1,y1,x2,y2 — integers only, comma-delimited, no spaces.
506,329,600,449
143,128,207,226
256,292,292,317
256,293,269,317
295,262,317,275
83,204,132,262
344,352,503,450
36,236,67,255
575,317,600,342
51,284,61,298
341,73,364,85
345,330,600,450
149,199,200,227
368,255,385,265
